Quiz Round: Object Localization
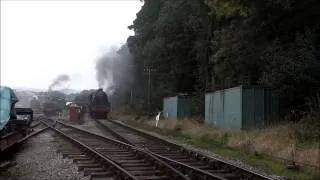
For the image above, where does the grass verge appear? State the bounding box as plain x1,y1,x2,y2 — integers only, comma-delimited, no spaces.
121,118,320,180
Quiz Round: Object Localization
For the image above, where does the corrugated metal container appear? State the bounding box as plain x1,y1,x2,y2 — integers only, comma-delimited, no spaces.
205,93,213,125
163,96,178,119
163,95,194,119
205,86,278,129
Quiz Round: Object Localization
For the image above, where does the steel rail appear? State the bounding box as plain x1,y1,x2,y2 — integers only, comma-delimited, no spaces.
41,120,138,180
106,119,275,180
52,120,191,180
0,126,49,152
94,119,228,180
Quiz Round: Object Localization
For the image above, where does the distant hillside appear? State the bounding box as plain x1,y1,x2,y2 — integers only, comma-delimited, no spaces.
13,87,46,92
59,88,80,94
12,87,80,94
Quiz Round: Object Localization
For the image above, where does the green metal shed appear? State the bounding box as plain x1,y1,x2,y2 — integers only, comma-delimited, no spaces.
205,86,278,129
163,95,194,119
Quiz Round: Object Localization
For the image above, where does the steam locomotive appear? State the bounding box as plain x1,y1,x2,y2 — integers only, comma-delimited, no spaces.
88,88,111,119
43,101,62,116
30,96,42,114
42,93,65,117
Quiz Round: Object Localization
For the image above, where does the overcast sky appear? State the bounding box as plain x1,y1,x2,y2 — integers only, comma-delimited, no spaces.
1,0,141,90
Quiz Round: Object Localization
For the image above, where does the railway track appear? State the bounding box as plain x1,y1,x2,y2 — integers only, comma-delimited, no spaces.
93,119,274,180
0,120,48,171
1,116,276,180
0,121,48,153
43,119,191,180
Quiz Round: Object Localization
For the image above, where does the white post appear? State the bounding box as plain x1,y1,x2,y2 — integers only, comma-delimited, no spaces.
155,111,161,127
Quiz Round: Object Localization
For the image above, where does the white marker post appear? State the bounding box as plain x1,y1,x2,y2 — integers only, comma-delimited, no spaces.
155,111,161,127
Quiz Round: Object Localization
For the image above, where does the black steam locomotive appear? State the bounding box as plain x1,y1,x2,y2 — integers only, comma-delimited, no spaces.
43,101,62,116
88,88,111,119
42,91,66,117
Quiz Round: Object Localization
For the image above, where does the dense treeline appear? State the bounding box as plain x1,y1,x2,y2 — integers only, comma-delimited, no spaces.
125,0,320,116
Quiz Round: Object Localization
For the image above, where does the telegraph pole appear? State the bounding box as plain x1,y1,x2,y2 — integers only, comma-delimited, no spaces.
130,88,133,105
144,67,154,113
148,68,151,106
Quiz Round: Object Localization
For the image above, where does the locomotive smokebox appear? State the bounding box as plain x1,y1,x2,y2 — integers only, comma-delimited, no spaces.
88,89,111,119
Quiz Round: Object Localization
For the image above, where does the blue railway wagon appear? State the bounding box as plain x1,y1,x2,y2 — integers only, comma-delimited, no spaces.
1,86,33,152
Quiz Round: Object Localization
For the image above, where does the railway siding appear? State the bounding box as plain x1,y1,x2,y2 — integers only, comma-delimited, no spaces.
47,120,191,180
95,119,277,180
1,116,288,180
0,126,88,180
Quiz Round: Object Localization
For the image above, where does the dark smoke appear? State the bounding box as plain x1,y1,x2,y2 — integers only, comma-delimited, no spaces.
48,74,70,91
95,44,134,95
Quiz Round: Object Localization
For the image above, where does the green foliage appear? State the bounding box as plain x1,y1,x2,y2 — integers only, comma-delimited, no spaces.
45,90,67,109
127,0,320,114
74,89,96,106
294,93,320,145
205,0,252,17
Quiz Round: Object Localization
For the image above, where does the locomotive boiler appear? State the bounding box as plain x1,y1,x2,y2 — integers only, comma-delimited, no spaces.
88,88,111,119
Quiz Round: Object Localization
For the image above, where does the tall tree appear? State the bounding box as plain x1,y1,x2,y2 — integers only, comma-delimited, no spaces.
127,0,320,113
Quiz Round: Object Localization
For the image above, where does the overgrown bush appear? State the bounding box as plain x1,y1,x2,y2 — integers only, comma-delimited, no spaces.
294,93,320,145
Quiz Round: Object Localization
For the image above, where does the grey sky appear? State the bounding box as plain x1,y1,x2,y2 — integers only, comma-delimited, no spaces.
1,0,141,90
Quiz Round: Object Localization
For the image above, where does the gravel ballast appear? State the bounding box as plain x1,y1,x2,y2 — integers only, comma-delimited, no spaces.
0,131,89,180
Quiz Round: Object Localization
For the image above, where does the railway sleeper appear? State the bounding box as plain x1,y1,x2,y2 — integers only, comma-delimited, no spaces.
123,166,157,171
117,159,146,164
172,159,201,164
83,167,107,175
155,153,184,156
214,173,239,180
148,149,175,153
66,154,87,158
94,148,128,152
121,163,151,167
135,175,170,180
74,160,96,164
91,177,114,180
146,146,172,150
90,172,113,178
85,143,108,147
197,166,224,170
104,153,134,156
110,156,138,161
71,157,93,161
58,151,85,158
92,147,125,151
58,148,81,153
208,169,230,174
183,161,210,167
76,163,102,170
165,156,193,160
176,164,239,180
130,170,163,176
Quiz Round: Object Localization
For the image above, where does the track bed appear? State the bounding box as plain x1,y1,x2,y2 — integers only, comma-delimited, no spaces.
94,119,274,180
